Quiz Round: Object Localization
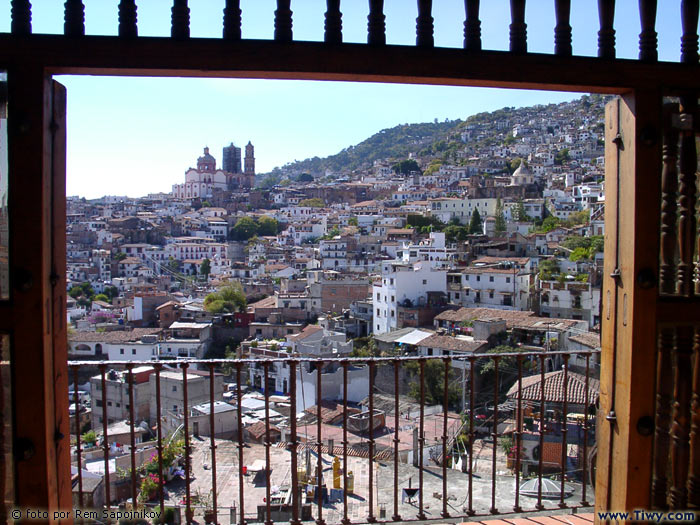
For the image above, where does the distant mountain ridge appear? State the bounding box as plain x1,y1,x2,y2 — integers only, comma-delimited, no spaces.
268,119,461,177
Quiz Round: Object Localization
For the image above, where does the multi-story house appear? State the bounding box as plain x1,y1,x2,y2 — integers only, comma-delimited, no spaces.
90,366,155,428
372,261,446,335
149,369,225,424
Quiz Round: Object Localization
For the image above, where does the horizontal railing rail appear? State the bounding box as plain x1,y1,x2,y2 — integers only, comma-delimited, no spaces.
69,349,600,524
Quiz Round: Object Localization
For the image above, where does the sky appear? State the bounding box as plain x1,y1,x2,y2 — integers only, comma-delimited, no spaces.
0,1,686,198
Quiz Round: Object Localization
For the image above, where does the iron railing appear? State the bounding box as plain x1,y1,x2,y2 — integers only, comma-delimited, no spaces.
69,349,599,524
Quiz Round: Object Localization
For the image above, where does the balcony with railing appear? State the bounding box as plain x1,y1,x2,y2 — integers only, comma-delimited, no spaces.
69,349,599,524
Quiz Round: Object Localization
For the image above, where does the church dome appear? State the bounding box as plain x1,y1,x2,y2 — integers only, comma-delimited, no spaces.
197,146,216,171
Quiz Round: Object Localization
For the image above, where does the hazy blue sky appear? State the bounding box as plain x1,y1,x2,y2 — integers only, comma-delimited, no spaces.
0,1,685,198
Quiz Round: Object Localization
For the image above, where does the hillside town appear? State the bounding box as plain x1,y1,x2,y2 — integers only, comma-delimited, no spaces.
67,95,604,521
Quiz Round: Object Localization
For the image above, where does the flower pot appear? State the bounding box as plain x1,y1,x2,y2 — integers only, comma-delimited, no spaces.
204,509,216,524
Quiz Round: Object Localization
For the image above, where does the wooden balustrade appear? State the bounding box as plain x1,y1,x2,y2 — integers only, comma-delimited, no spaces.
3,1,698,66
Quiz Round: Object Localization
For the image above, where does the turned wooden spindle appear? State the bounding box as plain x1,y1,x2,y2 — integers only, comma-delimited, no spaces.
652,328,674,508
118,0,138,39
223,0,242,41
416,0,434,48
10,0,32,35
670,326,694,508
676,95,697,296
64,0,85,37
597,0,616,59
368,0,386,46
463,0,481,50
554,0,572,56
274,0,293,42
688,328,700,507
681,0,700,64
509,0,527,54
660,104,680,295
638,0,658,62
171,0,190,40
324,0,342,44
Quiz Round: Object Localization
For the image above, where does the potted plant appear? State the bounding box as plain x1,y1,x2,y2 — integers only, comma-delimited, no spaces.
194,489,216,524
138,473,161,503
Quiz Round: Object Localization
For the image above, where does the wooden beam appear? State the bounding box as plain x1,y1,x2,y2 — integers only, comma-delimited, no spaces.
6,65,70,511
0,35,698,92
596,90,663,520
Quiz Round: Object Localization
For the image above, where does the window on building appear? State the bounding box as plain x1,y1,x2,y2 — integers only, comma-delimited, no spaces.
506,277,511,283
95,399,102,408
455,293,460,299
489,276,494,282
107,401,112,406
391,310,395,317
376,309,381,316
477,276,481,282
376,292,380,300
391,295,395,302
390,278,394,285
422,280,427,285
120,348,124,354
489,292,494,299
172,385,177,392
132,349,136,355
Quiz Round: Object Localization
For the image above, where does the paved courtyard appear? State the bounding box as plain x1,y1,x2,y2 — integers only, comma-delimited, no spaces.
160,438,593,524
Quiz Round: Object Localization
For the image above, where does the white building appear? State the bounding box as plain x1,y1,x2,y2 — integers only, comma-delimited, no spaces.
372,261,447,335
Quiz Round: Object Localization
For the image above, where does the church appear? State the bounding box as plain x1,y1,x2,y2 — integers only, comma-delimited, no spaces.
171,142,255,199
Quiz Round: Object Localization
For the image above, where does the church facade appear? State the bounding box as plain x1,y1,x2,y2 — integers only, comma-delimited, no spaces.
172,143,255,199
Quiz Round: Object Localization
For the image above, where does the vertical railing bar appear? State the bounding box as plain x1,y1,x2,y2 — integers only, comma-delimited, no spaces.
554,0,572,56
688,328,700,506
416,0,434,48
368,360,376,523
441,358,450,518
509,0,527,54
392,359,401,522
677,95,698,296
316,360,326,525
368,0,386,46
324,0,343,44
274,0,293,42
341,361,350,525
64,0,85,37
290,360,301,525
264,362,272,525
638,0,659,62
513,355,523,512
209,363,219,522
559,354,570,508
72,366,84,508
182,363,192,523
100,364,111,509
467,357,475,515
155,364,165,517
464,0,481,50
681,0,700,64
660,103,680,295
581,353,591,506
237,363,246,525
127,364,137,509
490,357,499,514
537,353,545,510
171,0,190,40
417,358,426,520
10,0,32,35
118,0,138,38
670,326,693,507
223,0,242,41
597,0,616,59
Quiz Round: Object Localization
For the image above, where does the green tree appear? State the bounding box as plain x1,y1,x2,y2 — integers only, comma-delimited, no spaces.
392,159,421,175
104,286,120,300
230,217,259,241
200,258,211,280
296,173,314,182
113,252,127,262
468,208,483,234
204,283,247,314
93,293,109,303
538,216,562,233
538,258,560,281
569,247,590,262
299,198,325,208
201,200,212,207
406,360,461,406
166,256,180,274
494,198,507,235
256,216,279,236
348,216,359,226
514,199,531,222
554,148,570,165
